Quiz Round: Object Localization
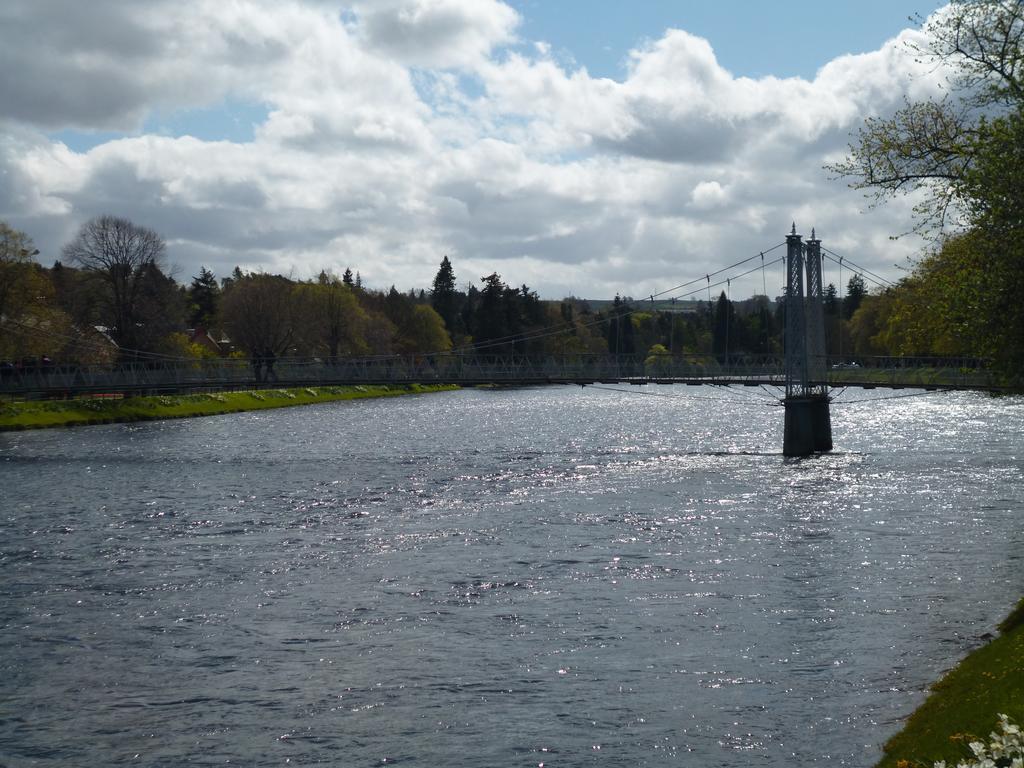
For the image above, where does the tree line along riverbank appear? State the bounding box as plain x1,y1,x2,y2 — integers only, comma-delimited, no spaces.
0,384,458,431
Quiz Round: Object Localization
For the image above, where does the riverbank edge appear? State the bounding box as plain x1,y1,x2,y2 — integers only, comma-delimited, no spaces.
0,384,460,431
875,597,1024,767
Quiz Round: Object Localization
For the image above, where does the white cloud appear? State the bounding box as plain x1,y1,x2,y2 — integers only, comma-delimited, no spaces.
0,1,950,299
691,181,727,210
352,0,519,69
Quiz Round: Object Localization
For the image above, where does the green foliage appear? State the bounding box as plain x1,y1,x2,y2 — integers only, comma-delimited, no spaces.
959,108,1024,381
830,2,1024,383
158,331,219,361
187,266,220,328
644,343,670,374
845,274,867,319
0,221,39,321
296,278,368,360
0,222,80,363
872,235,988,357
4,228,788,367
219,271,299,357
830,0,1024,234
404,304,452,354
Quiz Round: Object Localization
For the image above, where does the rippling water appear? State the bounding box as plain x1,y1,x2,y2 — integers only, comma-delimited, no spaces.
2,386,1022,766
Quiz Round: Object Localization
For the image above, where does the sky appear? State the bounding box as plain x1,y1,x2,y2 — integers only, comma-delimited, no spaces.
0,0,949,301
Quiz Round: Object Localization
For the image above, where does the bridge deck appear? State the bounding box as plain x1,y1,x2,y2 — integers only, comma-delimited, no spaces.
0,354,1003,399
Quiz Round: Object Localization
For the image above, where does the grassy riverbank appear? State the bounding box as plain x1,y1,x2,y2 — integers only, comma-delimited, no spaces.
0,384,459,431
876,597,1024,767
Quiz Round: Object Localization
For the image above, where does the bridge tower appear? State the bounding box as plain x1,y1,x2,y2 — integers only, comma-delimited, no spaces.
783,224,833,456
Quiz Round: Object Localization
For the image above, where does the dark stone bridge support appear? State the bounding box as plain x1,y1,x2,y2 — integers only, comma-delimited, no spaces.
783,225,833,457
783,394,833,456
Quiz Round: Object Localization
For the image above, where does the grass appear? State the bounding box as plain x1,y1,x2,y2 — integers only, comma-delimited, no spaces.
875,596,1024,767
0,384,459,431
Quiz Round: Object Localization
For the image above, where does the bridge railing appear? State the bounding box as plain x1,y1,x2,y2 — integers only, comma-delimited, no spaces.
819,355,996,390
0,353,998,397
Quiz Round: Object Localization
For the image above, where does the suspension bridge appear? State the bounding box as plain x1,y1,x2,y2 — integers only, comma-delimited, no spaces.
0,352,995,395
0,226,1005,454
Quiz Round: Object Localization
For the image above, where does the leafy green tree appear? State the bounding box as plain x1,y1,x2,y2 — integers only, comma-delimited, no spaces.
0,222,39,324
401,305,452,354
644,343,671,374
220,272,299,358
829,1,1024,382
829,0,1024,232
0,225,76,362
158,331,220,362
848,291,898,357
361,308,397,355
297,277,367,361
958,107,1024,376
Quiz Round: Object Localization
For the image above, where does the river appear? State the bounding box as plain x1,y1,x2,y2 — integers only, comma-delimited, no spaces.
1,385,1022,766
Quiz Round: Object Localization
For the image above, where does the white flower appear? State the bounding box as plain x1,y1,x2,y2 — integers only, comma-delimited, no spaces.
929,716,1023,768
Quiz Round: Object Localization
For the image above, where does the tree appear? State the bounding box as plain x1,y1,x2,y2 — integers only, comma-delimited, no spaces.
644,343,671,374
823,283,839,316
62,215,172,357
220,272,299,359
342,268,354,287
831,3,1024,382
848,292,898,356
711,290,735,358
361,308,397,355
297,277,367,361
844,274,867,319
430,256,460,336
957,107,1024,376
829,0,1024,232
0,224,76,362
474,273,510,350
606,295,636,356
187,266,220,328
401,305,452,354
0,222,39,324
135,262,186,350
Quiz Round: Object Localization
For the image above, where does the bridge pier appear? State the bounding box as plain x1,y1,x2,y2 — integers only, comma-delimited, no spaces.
782,225,833,457
783,394,833,456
